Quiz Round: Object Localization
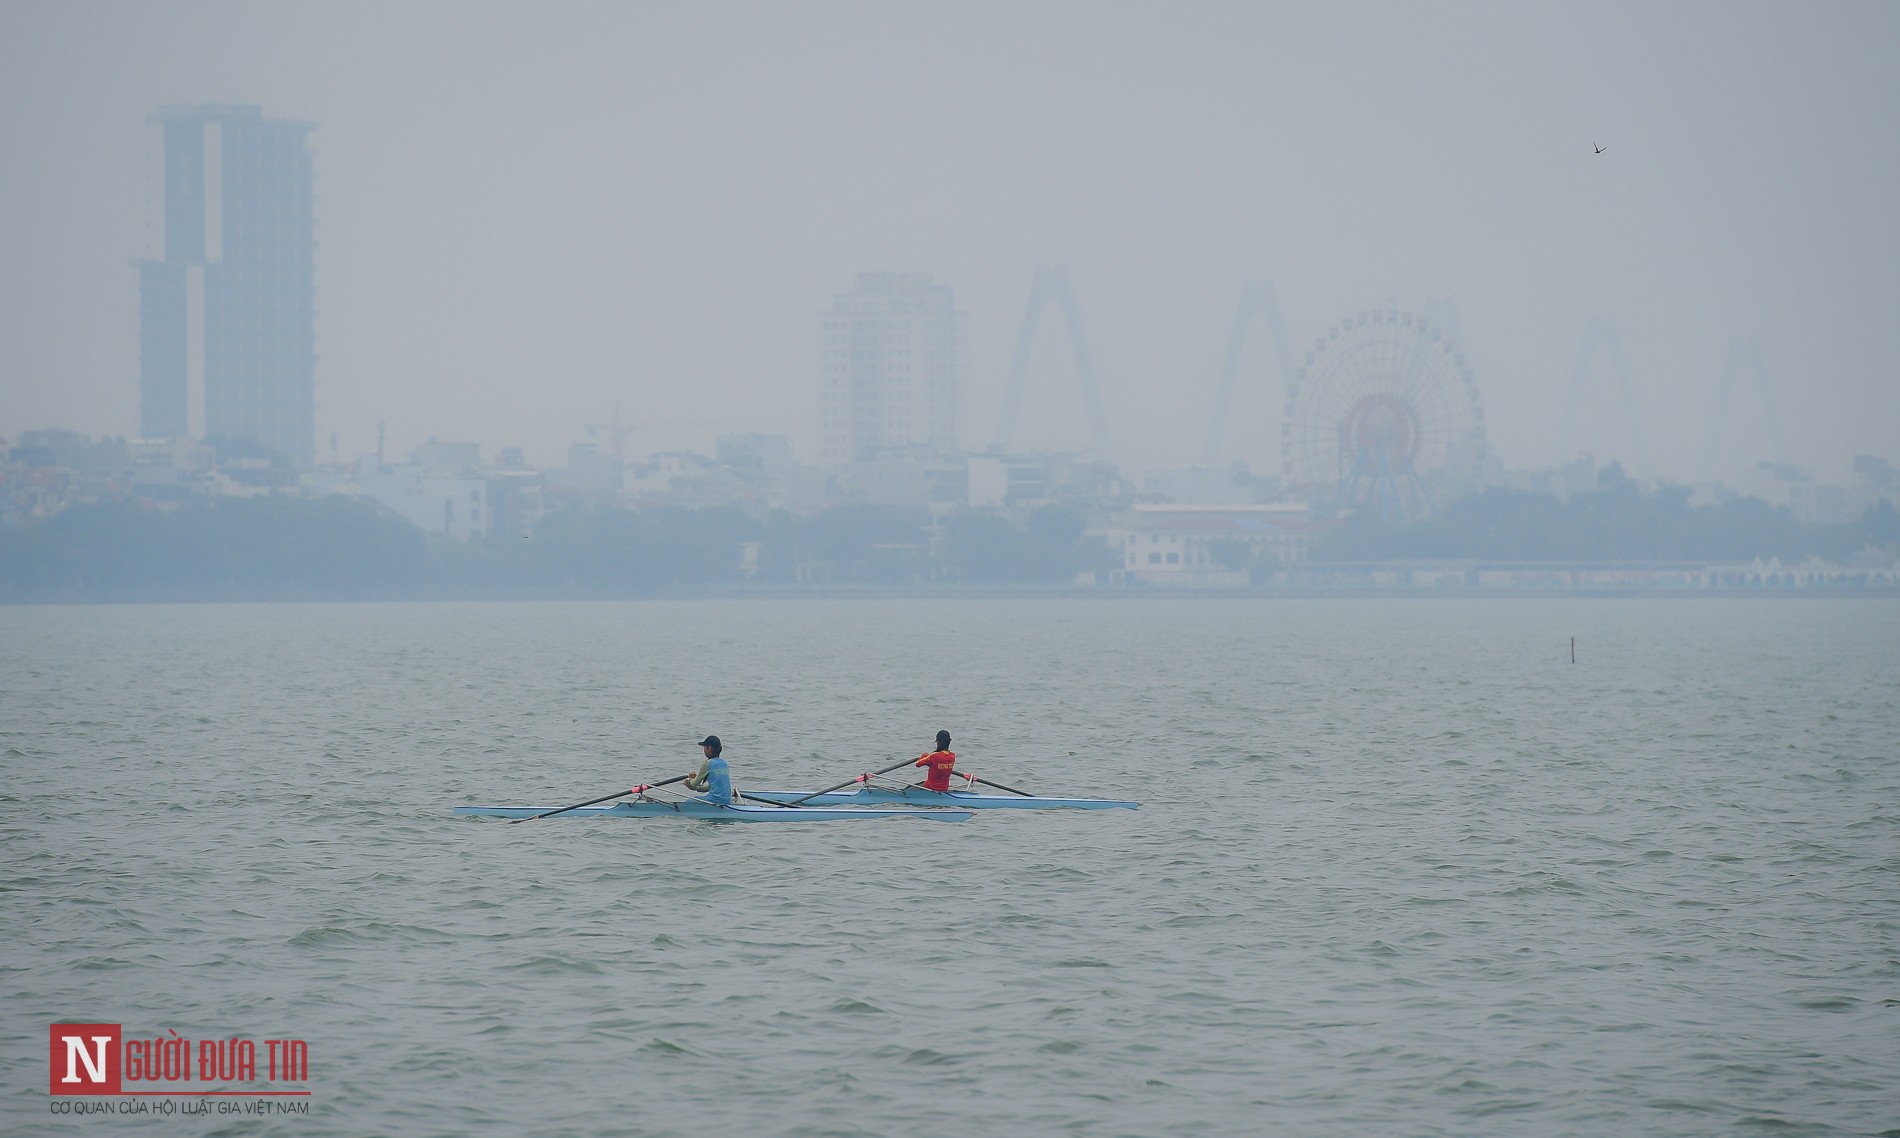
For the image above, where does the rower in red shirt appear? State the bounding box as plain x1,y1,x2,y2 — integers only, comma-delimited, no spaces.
914,730,964,792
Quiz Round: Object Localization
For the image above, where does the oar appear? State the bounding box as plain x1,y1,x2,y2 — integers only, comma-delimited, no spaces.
789,758,917,805
966,774,1035,798
507,775,689,824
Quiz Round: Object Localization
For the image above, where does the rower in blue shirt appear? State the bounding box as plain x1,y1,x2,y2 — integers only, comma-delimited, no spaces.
685,735,733,805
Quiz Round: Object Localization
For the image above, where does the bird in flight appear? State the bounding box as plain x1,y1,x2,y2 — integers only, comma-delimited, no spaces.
1594,143,1606,154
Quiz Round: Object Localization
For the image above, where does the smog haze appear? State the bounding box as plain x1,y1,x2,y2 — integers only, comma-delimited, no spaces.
2,0,1896,483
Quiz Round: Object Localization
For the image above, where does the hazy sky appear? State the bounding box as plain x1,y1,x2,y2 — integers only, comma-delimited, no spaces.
2,1,1896,483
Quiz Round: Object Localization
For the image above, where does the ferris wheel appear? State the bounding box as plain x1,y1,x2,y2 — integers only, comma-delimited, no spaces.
1281,309,1487,522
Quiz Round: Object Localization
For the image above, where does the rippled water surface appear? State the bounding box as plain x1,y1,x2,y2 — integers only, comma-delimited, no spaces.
3,599,1896,1137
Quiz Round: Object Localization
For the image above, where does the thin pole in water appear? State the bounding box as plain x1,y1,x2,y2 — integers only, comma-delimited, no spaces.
1571,637,1576,664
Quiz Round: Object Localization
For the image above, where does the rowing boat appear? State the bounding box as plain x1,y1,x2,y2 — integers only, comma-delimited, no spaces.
738,787,1138,810
452,802,972,822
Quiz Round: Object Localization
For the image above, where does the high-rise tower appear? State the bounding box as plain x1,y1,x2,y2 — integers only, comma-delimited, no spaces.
818,273,960,465
138,104,316,467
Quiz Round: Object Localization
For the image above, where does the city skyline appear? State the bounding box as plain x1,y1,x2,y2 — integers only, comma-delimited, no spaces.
2,4,1896,485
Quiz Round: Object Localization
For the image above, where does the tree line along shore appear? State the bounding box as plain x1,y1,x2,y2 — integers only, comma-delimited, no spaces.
3,465,1895,602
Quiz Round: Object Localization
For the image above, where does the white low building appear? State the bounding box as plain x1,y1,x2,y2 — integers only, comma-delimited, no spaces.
1108,503,1315,586
355,447,490,540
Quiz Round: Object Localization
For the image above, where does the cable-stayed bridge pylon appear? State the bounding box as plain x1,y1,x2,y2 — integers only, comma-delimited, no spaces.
992,265,1114,462
1204,282,1296,467
1702,336,1784,482
1559,319,1651,479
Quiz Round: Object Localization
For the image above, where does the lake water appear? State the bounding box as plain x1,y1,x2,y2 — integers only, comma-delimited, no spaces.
2,599,1896,1137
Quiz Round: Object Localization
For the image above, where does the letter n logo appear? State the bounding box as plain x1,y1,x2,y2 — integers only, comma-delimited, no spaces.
48,1024,120,1095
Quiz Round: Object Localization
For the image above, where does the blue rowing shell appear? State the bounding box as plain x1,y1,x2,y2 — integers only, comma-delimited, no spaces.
452,802,972,822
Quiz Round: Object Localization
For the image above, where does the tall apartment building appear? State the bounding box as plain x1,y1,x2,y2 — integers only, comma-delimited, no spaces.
138,104,316,468
818,273,960,465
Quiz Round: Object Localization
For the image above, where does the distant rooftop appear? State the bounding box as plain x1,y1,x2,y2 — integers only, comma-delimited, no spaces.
148,103,315,130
